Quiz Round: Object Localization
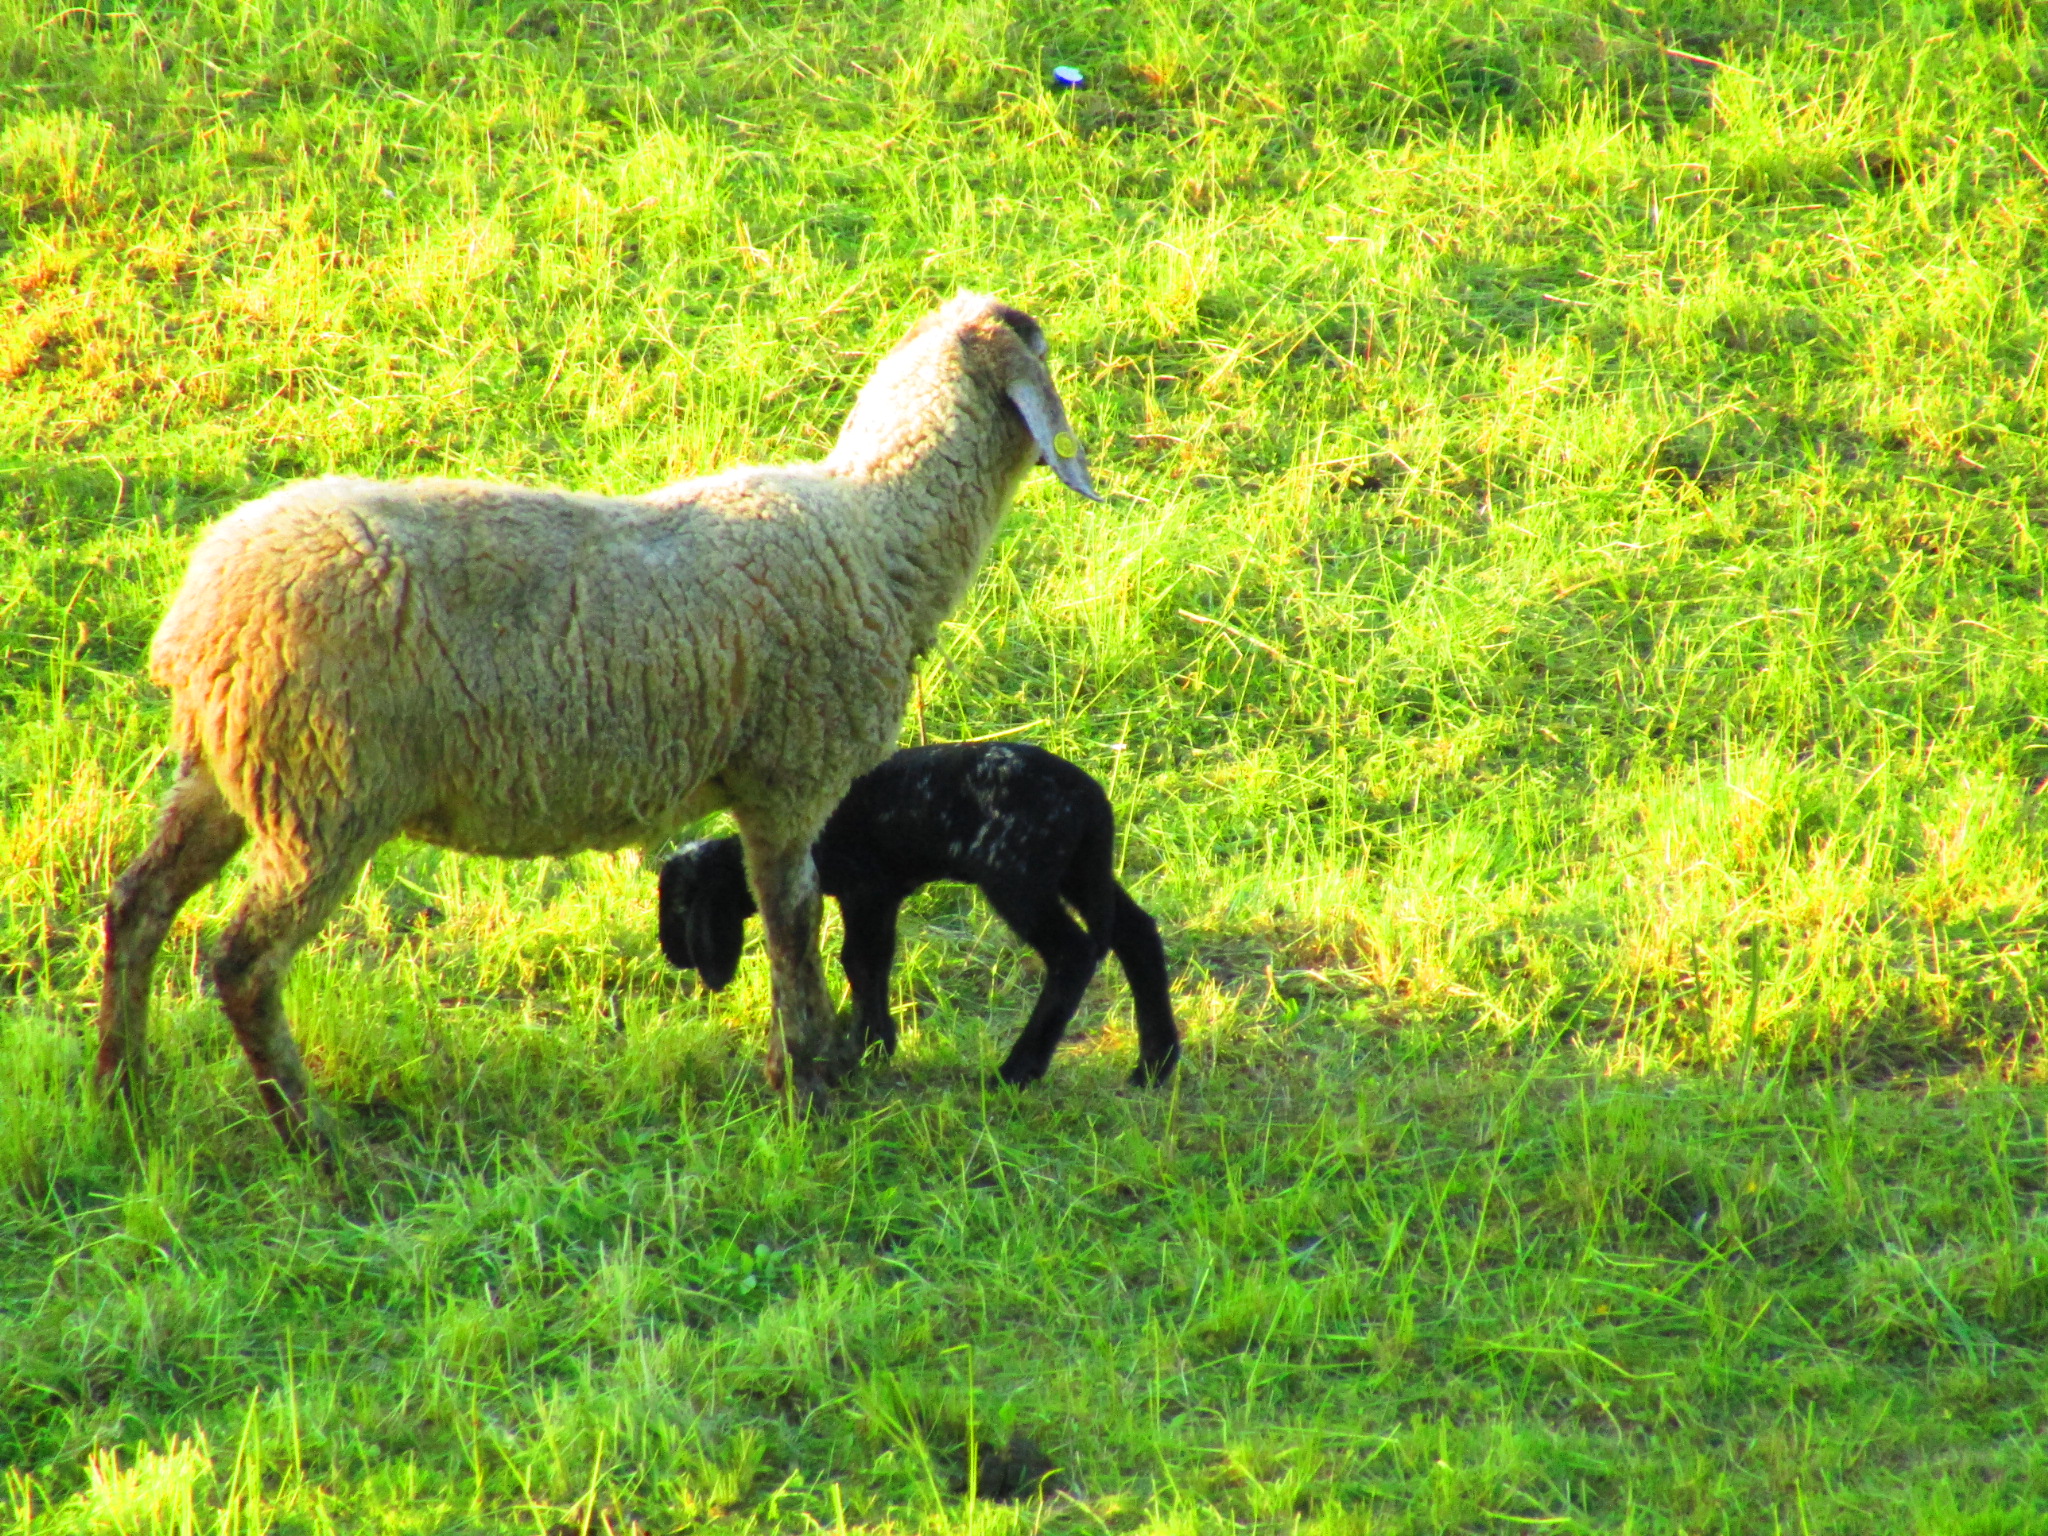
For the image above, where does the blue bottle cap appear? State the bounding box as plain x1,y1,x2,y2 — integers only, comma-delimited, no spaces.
1052,65,1085,89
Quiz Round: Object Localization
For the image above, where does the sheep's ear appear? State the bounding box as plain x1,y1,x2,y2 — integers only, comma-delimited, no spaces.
690,905,746,992
1006,370,1102,502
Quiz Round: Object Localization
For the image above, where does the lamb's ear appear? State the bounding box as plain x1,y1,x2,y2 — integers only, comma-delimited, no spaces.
657,863,695,970
690,905,746,992
1006,367,1102,502
658,904,694,970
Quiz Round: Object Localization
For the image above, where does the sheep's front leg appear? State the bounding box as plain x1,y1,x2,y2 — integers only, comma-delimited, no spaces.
738,831,845,1102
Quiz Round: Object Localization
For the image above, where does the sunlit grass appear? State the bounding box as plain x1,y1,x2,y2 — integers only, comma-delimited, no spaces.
6,0,2048,1530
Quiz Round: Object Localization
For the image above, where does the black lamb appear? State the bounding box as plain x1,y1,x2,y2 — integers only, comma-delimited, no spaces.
658,742,1180,1086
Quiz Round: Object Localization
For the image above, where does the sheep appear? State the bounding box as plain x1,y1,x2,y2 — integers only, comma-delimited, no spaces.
96,292,1101,1152
658,741,1180,1087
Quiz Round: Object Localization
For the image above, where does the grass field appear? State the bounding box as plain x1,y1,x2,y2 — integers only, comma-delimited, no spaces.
7,0,2048,1529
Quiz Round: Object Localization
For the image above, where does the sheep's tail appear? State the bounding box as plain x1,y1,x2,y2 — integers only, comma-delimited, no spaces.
1108,886,1180,1084
145,490,380,848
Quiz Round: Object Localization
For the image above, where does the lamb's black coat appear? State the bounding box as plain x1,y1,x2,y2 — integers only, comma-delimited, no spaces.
659,742,1179,1086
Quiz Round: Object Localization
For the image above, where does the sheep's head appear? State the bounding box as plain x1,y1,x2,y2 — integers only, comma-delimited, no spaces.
834,291,1102,502
950,291,1100,502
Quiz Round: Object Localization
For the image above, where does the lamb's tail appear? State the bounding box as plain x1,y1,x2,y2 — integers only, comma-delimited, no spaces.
1108,886,1180,1085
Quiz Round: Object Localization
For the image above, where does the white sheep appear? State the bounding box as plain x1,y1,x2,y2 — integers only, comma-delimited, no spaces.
96,291,1100,1152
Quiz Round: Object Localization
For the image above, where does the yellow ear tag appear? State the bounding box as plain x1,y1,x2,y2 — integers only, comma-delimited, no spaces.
1052,430,1078,459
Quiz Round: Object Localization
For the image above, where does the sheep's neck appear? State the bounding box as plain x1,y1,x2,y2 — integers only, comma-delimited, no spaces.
826,408,1028,646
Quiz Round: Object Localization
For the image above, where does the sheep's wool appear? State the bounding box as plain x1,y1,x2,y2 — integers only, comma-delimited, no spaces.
150,293,1056,868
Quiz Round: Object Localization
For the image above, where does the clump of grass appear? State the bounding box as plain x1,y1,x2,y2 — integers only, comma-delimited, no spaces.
5,0,2048,1530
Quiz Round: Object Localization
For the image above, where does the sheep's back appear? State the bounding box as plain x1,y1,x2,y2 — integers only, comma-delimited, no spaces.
643,467,932,834
152,477,753,857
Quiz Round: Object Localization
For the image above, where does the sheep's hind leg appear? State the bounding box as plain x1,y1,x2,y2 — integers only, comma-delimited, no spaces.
1108,887,1180,1086
210,829,381,1159
97,761,248,1129
988,891,1104,1088
739,830,846,1103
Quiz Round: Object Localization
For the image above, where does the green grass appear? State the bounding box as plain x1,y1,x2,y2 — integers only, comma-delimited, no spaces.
6,0,2048,1529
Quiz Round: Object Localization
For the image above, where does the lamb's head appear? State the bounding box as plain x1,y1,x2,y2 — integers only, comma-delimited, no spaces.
828,291,1101,502
657,838,754,991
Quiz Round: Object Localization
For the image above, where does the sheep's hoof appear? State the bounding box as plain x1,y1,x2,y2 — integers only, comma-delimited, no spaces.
309,1116,349,1179
788,1074,833,1118
273,1097,349,1174
764,1054,835,1115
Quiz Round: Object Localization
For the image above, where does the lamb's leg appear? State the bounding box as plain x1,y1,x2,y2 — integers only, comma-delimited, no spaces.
737,830,843,1101
987,891,1103,1087
1107,886,1180,1086
97,761,248,1126
839,895,903,1056
210,830,378,1158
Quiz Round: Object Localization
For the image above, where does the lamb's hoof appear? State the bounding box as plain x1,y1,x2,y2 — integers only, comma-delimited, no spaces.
983,1065,1041,1091
823,1035,871,1083
1129,1050,1181,1088
830,1039,895,1085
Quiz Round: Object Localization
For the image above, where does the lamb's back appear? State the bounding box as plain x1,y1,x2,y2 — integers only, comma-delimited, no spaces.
820,744,1105,893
